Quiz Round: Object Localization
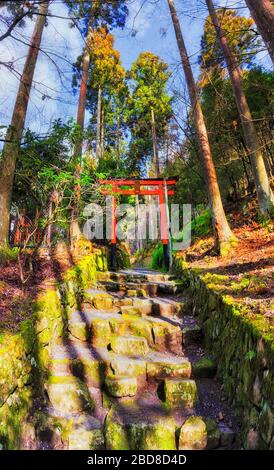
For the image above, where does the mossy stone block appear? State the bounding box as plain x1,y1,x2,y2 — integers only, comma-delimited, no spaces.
68,419,104,450
105,377,138,397
104,407,176,450
179,416,207,450
192,357,216,378
46,376,94,413
130,417,176,450
110,335,149,357
164,378,198,408
205,418,221,449
147,359,191,380
106,357,146,379
93,293,113,310
68,320,89,341
127,289,137,297
133,299,153,316
90,319,111,347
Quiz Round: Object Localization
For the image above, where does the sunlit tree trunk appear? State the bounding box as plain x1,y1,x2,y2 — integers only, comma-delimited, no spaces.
70,19,94,242
245,0,274,64
167,0,236,254
96,86,102,161
74,22,94,159
206,0,274,217
0,1,49,247
100,103,104,159
151,107,160,177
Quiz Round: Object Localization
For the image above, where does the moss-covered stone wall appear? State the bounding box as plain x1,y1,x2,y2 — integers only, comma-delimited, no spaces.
173,256,274,450
0,245,108,449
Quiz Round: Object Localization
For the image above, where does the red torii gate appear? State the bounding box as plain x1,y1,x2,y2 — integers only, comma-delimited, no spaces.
99,177,178,270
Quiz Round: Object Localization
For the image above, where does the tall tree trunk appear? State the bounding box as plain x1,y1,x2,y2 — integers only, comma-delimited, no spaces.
245,0,274,64
0,1,49,247
117,113,121,159
96,86,102,161
167,0,236,254
151,107,160,177
100,106,104,159
74,22,94,159
206,0,274,217
70,19,94,242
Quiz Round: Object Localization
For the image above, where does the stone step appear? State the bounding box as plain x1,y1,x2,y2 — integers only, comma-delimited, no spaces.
104,401,236,450
152,297,182,317
67,415,104,450
146,355,191,380
50,342,191,388
105,376,138,397
105,403,176,450
68,309,183,354
45,375,95,414
117,269,174,283
110,335,149,357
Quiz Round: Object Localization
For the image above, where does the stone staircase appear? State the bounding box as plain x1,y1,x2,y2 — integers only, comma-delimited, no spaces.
37,269,239,450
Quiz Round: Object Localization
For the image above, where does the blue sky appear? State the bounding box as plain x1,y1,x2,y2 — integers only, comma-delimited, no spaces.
0,0,272,141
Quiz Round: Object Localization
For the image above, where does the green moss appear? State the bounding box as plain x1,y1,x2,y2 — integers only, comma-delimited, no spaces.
192,357,216,378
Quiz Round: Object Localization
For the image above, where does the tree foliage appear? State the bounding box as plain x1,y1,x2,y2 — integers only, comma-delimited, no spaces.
199,8,261,85
126,52,173,174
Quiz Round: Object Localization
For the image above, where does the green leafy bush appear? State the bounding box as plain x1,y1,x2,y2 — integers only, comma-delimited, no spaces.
0,246,19,265
151,243,164,270
192,208,211,238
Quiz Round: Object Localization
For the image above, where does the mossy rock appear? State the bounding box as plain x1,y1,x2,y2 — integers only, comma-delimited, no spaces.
120,306,142,317
114,298,133,307
127,289,138,297
68,320,89,341
46,376,95,414
179,416,207,450
121,315,154,345
106,357,146,379
92,293,114,310
147,359,191,380
204,418,221,449
110,335,149,357
0,386,32,449
104,408,131,450
68,425,104,450
151,322,182,353
133,299,153,316
192,357,216,378
164,378,198,408
129,418,176,450
105,377,138,397
105,406,176,450
49,356,104,387
66,415,104,450
90,319,111,347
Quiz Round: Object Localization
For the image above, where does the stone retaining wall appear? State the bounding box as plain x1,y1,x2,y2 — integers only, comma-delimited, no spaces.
173,256,274,450
0,245,108,449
